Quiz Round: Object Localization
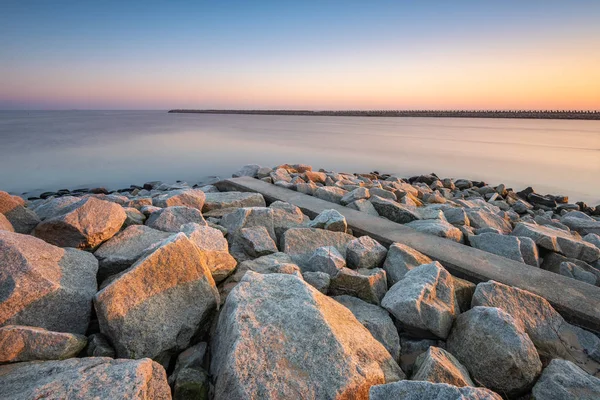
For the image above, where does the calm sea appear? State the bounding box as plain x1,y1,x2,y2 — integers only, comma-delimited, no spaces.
0,110,598,204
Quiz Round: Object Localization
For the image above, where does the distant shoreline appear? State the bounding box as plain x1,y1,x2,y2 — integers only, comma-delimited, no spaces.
168,109,600,120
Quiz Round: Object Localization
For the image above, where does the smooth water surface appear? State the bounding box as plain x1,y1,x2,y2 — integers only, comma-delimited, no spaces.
0,111,598,204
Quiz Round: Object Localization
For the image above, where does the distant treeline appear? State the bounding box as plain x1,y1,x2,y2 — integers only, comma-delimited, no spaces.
168,109,600,120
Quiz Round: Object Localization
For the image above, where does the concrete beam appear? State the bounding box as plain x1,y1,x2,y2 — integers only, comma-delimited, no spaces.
215,176,600,333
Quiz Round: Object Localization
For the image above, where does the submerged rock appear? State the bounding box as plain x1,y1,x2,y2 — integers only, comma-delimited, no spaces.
306,246,346,276
405,219,463,243
210,272,404,399
239,226,278,257
0,325,87,363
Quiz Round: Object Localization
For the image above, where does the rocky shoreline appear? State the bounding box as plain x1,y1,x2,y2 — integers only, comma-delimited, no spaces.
1,164,599,399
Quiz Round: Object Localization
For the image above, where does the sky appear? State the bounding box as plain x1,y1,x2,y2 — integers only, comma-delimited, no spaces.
1,1,599,110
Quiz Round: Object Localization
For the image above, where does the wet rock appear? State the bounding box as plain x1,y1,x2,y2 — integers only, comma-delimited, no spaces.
281,227,354,269
471,280,600,377
314,186,347,204
94,225,171,282
405,219,463,243
333,295,400,362
412,346,474,387
306,246,346,276
308,209,347,232
2,205,41,234
370,381,501,400
371,196,420,224
465,209,512,234
0,325,87,363
532,358,600,400
447,306,542,397
0,213,14,232
34,197,126,249
0,357,170,399
346,199,379,216
239,226,278,257
302,271,330,293
346,236,387,269
94,234,219,361
470,232,539,267
512,222,599,262
203,192,265,212
146,206,206,232
124,197,153,209
0,231,97,334
83,333,115,358
382,262,456,339
329,267,387,305
152,188,206,211
382,243,432,287
371,188,397,201
210,272,404,399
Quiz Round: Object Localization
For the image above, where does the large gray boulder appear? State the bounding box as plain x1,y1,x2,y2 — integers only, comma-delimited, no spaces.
370,381,501,400
446,306,542,397
471,280,600,377
0,357,171,399
313,186,347,204
382,243,432,287
203,191,265,212
469,232,539,267
32,196,80,220
465,209,512,234
34,197,126,249
306,245,346,276
381,262,456,339
532,359,600,400
405,219,463,243
281,227,354,269
0,231,98,334
346,199,379,216
210,272,404,399
512,222,599,263
94,225,171,282
333,295,400,362
152,188,206,210
370,196,420,224
269,201,308,241
220,207,276,241
145,205,206,232
412,346,473,387
329,267,388,305
94,234,219,362
0,325,87,363
239,226,278,257
561,213,600,236
346,236,387,269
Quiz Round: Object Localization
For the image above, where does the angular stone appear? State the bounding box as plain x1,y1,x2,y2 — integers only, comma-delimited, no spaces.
124,197,153,210
239,226,278,257
270,201,307,241
94,234,219,361
512,222,599,262
232,164,261,178
329,267,387,305
465,209,512,234
308,209,347,232
383,243,432,287
560,261,597,285
152,189,206,211
0,325,87,363
302,271,330,294
219,207,276,241
0,213,14,232
0,231,97,334
169,342,207,385
443,208,469,226
340,187,370,205
532,359,600,400
584,233,600,249
471,280,600,377
210,272,404,399
94,225,171,282
447,306,542,397
370,381,501,400
146,206,206,232
561,213,600,236
3,205,41,234
346,236,387,269
123,207,145,227
34,197,126,249
333,295,400,362
347,199,380,216
399,337,443,375
405,219,463,243
0,357,170,399
412,346,473,387
382,262,456,339
203,192,265,212
313,186,347,204
282,227,354,269
370,196,420,224
470,232,539,267
306,246,346,276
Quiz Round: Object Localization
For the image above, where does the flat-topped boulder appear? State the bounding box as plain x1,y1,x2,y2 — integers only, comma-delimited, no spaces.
532,359,600,400
94,234,219,362
370,196,420,224
0,357,170,399
282,227,355,269
412,346,473,387
405,219,463,243
470,232,539,267
34,197,126,249
145,205,206,232
152,188,206,210
0,325,87,363
203,191,265,212
94,225,171,282
0,231,98,334
210,272,404,399
370,381,501,400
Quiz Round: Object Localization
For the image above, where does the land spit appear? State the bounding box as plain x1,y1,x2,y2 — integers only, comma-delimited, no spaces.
0,163,599,399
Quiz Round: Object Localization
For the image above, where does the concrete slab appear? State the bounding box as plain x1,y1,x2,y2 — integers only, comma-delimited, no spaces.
215,177,600,333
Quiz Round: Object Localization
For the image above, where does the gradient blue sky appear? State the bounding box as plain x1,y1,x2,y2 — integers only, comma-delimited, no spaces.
1,1,599,110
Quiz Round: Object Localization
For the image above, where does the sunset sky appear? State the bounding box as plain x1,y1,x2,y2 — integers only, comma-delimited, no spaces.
1,1,599,110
